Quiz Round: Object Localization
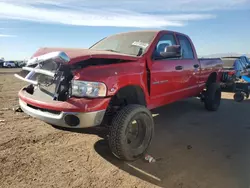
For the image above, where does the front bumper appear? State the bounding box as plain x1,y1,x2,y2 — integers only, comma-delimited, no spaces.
19,99,106,128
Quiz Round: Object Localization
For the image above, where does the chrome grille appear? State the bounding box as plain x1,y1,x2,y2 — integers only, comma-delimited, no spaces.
32,84,57,101
14,51,72,101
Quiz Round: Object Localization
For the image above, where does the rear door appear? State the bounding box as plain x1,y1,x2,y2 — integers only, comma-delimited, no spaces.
176,34,200,96
150,33,188,105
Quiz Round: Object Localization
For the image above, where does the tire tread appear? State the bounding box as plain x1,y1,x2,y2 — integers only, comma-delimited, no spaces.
205,83,221,111
108,104,153,161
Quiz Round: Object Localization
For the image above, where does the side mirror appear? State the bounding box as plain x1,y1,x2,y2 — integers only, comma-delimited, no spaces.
160,45,182,58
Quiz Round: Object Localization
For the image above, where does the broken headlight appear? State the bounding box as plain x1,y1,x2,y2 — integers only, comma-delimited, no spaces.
71,80,107,97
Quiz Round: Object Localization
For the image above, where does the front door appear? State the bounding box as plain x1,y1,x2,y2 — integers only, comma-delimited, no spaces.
150,33,188,107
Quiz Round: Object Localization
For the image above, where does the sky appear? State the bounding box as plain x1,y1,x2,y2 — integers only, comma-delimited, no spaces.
0,0,250,60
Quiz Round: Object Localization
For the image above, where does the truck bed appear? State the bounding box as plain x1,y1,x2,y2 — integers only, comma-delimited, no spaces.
198,58,223,69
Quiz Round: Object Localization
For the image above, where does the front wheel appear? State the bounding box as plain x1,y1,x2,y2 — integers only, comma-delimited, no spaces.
108,105,154,161
204,83,221,111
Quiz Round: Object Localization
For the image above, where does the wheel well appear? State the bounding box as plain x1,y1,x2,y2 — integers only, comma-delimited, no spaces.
110,85,146,107
206,72,217,87
103,85,146,125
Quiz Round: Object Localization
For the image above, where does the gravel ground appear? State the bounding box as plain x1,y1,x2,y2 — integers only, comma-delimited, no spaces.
0,68,250,188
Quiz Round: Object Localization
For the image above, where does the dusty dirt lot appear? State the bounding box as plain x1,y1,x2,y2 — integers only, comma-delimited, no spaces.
0,68,250,188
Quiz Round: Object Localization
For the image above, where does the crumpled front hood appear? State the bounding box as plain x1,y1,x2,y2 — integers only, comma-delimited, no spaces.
32,47,139,64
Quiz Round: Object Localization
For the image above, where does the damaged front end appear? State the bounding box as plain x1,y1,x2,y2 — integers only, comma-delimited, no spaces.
15,51,111,128
15,51,74,102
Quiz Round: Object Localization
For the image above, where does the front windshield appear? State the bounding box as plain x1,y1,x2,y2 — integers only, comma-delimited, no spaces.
89,31,157,56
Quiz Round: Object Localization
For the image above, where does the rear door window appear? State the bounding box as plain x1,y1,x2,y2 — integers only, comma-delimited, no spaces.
176,35,194,59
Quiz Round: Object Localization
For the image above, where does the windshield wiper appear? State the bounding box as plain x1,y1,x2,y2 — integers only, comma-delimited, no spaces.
102,49,137,56
103,49,121,53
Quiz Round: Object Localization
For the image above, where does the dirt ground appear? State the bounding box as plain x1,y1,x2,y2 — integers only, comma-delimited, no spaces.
0,68,250,188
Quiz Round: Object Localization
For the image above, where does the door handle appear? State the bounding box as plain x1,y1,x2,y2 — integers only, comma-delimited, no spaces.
175,66,183,70
193,64,199,68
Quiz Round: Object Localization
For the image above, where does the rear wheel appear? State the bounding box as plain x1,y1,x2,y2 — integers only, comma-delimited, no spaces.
204,83,221,111
108,105,154,161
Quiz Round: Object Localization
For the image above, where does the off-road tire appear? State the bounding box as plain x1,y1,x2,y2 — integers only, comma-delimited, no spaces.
108,104,154,161
204,83,221,111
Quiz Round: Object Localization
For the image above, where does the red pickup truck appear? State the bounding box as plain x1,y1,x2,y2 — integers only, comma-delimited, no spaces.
15,30,223,161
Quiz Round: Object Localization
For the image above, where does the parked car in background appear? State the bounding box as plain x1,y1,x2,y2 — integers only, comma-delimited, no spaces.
3,61,16,68
16,61,27,68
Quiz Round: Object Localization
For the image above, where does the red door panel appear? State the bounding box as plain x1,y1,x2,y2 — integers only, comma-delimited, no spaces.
150,60,182,98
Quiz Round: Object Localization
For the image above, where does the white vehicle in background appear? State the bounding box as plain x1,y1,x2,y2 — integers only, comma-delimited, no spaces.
3,61,16,68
